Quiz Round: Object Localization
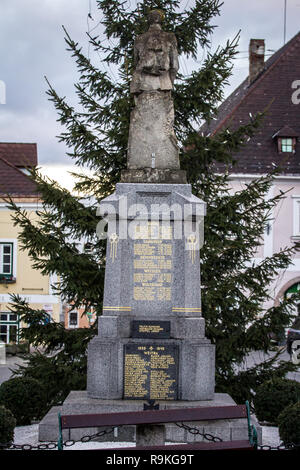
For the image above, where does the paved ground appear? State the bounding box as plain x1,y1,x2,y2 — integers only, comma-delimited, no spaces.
0,355,26,385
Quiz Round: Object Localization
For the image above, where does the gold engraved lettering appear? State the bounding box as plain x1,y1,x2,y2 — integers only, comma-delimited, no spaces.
124,345,177,400
133,222,173,302
139,325,164,333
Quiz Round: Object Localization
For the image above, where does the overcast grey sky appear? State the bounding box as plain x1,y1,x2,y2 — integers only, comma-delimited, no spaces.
0,0,300,180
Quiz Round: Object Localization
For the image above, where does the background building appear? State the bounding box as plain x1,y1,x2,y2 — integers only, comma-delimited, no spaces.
63,303,96,329
203,32,300,318
0,142,62,344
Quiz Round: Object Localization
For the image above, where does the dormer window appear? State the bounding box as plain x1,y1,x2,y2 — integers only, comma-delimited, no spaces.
280,137,294,153
273,125,298,154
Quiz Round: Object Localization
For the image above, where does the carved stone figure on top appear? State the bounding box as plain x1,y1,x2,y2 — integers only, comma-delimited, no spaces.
130,10,179,95
122,10,186,182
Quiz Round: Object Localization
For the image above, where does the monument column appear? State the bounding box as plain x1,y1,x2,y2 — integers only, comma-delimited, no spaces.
87,10,215,402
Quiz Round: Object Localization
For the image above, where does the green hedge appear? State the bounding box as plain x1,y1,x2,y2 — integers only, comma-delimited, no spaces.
0,405,16,448
253,378,300,425
278,402,300,447
0,377,47,425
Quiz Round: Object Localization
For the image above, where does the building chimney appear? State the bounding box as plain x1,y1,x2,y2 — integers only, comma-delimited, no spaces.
249,39,265,84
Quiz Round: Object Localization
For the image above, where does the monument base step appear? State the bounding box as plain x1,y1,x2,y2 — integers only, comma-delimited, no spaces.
38,391,262,445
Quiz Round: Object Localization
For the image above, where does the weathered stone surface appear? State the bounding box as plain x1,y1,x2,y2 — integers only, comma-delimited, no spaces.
171,317,205,339
180,340,215,401
87,337,123,400
136,424,166,446
121,168,187,184
130,10,178,95
127,11,180,173
127,91,180,170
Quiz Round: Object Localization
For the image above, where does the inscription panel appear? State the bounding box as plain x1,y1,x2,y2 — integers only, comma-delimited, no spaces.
131,320,171,339
123,343,178,400
133,222,173,302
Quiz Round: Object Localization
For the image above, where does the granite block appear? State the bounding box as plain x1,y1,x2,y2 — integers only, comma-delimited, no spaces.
87,337,123,399
171,317,205,339
180,340,215,400
136,424,166,446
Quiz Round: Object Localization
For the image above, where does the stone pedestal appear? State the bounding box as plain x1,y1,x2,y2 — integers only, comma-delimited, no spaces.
89,182,214,402
88,336,214,401
127,91,180,170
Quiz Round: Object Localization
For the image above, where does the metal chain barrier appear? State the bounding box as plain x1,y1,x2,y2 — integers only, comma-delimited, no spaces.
257,442,300,451
0,426,117,451
0,442,58,450
175,422,223,442
176,422,299,450
1,422,299,450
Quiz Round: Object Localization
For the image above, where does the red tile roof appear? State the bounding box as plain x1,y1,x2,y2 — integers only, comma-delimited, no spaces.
202,31,300,175
273,125,298,138
0,142,37,168
0,143,38,196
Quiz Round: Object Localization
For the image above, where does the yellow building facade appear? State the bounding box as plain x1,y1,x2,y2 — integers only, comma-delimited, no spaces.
0,143,62,344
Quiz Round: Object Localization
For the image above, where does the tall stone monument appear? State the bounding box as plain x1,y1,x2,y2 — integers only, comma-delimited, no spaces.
87,9,214,402
39,11,259,445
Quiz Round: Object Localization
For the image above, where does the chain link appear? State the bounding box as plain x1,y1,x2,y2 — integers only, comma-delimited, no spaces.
257,442,300,451
0,426,117,451
176,422,299,450
175,422,223,442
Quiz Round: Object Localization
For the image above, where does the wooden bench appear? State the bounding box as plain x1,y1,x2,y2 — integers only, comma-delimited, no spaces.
57,401,257,451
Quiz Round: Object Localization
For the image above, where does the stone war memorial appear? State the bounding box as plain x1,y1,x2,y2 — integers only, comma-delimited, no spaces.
39,10,260,445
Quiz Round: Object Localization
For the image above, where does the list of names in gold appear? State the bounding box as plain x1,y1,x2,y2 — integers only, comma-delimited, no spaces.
123,351,148,398
123,344,178,400
133,222,173,302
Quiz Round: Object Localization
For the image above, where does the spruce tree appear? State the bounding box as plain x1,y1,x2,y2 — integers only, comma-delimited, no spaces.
8,0,299,406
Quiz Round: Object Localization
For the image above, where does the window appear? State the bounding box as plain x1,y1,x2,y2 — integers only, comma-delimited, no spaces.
0,313,19,344
69,311,78,328
0,325,7,343
0,243,13,276
273,126,298,154
83,242,93,254
281,138,294,153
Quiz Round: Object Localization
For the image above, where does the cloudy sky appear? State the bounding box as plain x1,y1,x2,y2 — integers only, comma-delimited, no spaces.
0,0,300,189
